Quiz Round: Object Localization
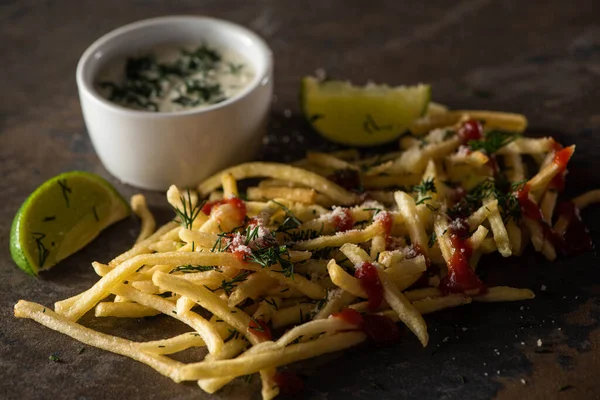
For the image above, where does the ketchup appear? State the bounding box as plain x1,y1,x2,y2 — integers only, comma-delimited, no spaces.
515,184,543,220
333,308,399,344
232,250,248,262
332,208,354,232
439,217,486,295
354,262,384,311
549,146,573,191
376,211,394,249
201,197,247,223
458,120,483,144
273,371,304,395
248,319,272,341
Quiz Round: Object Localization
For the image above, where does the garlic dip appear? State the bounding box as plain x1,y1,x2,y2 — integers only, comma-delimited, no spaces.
96,43,254,112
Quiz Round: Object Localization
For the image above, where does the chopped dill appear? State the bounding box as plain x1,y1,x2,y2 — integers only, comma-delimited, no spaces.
468,130,520,154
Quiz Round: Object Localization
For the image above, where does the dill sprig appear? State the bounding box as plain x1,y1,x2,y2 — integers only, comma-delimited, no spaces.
468,130,520,154
171,265,216,273
205,271,251,296
412,178,437,196
428,231,437,248
273,200,302,232
247,245,295,278
172,188,204,230
224,328,240,343
449,177,523,222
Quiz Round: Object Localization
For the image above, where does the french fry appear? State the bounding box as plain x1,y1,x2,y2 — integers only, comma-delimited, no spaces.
131,194,156,244
179,331,367,380
197,162,359,205
95,302,160,318
378,270,428,346
326,259,366,298
14,301,185,382
473,286,535,302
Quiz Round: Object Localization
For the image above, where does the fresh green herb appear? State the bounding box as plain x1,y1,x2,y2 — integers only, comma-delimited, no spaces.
249,317,265,332
448,177,522,223
242,374,254,383
49,354,60,362
261,297,279,311
426,203,439,212
100,44,234,111
468,130,520,154
92,205,99,222
78,347,85,354
363,207,382,215
157,291,173,298
428,231,437,248
412,178,437,196
42,216,56,222
415,196,432,205
172,265,216,273
172,188,204,229
224,328,240,343
247,245,295,278
205,271,251,296
228,63,244,74
273,200,302,232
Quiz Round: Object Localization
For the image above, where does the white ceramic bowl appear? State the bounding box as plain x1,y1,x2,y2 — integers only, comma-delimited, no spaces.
77,16,273,191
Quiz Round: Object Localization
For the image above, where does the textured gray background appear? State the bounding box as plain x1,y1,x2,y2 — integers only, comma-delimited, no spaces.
1,0,600,399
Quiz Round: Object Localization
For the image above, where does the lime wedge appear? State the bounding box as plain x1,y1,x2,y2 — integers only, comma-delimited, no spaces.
10,171,130,275
301,76,431,146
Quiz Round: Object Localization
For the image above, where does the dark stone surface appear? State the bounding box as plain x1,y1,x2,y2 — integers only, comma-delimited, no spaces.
1,0,600,399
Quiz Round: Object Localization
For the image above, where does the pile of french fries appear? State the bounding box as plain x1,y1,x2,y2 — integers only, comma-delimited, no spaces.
15,106,600,399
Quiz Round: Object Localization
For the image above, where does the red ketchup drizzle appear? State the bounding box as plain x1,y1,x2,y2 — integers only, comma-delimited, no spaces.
458,120,483,144
332,208,354,232
554,201,593,255
377,211,394,249
248,319,272,341
333,308,399,345
515,184,543,220
354,262,384,311
439,218,486,295
549,146,573,191
232,250,247,262
201,198,247,223
273,371,304,395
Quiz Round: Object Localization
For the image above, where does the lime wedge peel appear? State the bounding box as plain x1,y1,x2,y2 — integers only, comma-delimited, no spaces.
301,76,431,146
10,171,130,276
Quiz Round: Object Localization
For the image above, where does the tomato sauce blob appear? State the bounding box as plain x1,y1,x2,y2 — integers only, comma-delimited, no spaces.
458,120,483,144
201,197,247,223
248,319,272,341
354,262,384,311
332,208,354,232
439,217,486,295
333,308,399,344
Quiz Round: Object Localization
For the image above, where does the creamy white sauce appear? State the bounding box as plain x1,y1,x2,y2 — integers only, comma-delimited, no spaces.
96,44,254,112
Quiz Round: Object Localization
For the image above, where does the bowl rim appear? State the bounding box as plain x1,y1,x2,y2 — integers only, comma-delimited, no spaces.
76,15,273,118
